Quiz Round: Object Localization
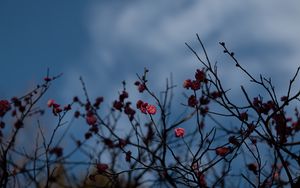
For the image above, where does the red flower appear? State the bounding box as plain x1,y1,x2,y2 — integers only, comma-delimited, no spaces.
136,100,143,109
183,79,192,89
281,96,288,102
113,100,123,111
118,139,127,148
47,99,55,107
0,100,11,117
14,120,23,129
146,105,156,115
197,172,207,187
228,136,240,146
200,96,210,105
200,106,209,115
188,95,198,107
63,104,71,111
96,163,108,173
210,91,222,99
136,100,156,115
138,83,146,93
93,97,104,108
239,112,248,121
175,128,185,137
119,91,129,102
247,163,258,175
86,113,97,125
140,102,148,114
216,147,230,156
124,102,135,115
53,107,62,114
191,80,200,90
134,81,146,93
252,97,261,107
195,69,206,82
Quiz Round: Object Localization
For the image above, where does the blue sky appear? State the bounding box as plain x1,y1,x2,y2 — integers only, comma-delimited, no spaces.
1,1,300,105
0,1,88,97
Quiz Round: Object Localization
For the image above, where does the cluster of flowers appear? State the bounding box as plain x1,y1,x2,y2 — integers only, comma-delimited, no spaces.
182,69,223,119
252,97,276,114
47,99,71,116
113,90,136,121
134,81,146,93
183,69,207,91
136,100,156,115
251,95,300,144
72,96,104,139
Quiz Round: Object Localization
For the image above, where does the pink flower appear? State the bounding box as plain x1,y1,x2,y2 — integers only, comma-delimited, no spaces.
47,99,55,107
136,100,156,115
146,105,156,115
175,128,185,137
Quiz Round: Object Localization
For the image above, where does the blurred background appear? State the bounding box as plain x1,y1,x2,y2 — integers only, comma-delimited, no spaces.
1,0,300,104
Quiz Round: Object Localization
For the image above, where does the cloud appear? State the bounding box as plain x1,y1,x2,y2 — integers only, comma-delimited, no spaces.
60,0,300,106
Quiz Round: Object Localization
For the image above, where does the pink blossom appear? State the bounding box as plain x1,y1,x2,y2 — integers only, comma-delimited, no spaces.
175,128,185,137
146,105,156,115
47,99,55,107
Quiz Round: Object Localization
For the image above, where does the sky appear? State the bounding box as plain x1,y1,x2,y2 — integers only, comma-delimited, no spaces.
1,1,300,105
1,0,300,186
